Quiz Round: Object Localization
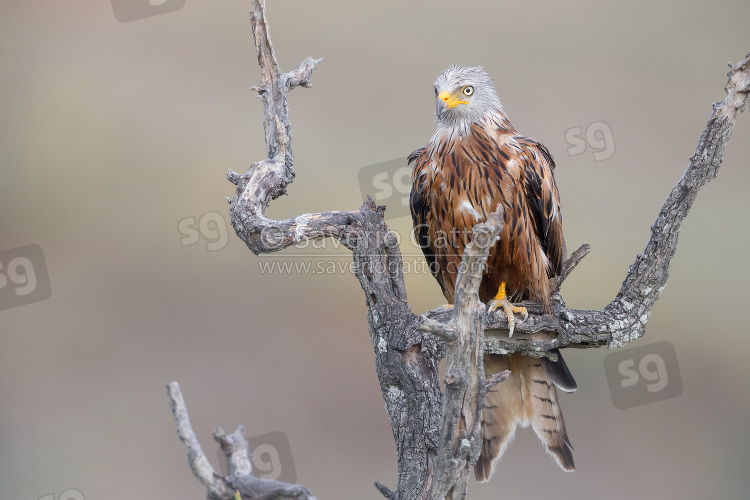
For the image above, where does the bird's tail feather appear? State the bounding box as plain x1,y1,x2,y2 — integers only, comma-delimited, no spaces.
543,348,577,393
475,352,575,482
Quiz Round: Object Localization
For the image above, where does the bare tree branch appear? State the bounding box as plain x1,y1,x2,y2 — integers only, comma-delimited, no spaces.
419,210,513,499
167,0,750,497
215,426,317,500
167,382,233,500
167,382,318,500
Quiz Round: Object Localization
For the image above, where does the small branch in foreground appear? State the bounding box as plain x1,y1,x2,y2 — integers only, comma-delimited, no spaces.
374,481,394,499
167,381,231,500
167,382,317,500
417,210,511,499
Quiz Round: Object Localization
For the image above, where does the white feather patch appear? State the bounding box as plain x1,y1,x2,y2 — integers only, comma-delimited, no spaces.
459,200,482,221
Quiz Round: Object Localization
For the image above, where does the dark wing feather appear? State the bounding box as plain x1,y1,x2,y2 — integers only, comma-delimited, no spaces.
409,147,448,296
516,137,566,276
543,348,578,393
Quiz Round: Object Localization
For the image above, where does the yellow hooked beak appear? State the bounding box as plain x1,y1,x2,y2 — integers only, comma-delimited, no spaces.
437,90,468,110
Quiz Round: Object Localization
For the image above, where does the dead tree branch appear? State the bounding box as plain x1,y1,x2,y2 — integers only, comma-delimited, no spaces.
165,0,750,496
418,210,511,499
167,381,233,500
167,382,318,500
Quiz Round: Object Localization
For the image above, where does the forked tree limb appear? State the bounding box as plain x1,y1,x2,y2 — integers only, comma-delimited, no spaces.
166,0,750,497
167,382,317,500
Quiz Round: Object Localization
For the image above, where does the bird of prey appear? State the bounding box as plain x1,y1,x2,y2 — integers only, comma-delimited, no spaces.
409,65,577,480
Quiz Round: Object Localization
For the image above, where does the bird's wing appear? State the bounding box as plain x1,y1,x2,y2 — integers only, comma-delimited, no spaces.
409,146,450,298
516,136,566,276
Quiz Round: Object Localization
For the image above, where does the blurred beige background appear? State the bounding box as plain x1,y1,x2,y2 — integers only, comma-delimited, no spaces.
1,1,749,499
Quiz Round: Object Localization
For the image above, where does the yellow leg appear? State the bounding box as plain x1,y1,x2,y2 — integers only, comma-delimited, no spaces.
487,282,528,338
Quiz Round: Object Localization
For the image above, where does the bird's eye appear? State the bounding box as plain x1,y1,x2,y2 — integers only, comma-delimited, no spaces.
463,86,474,96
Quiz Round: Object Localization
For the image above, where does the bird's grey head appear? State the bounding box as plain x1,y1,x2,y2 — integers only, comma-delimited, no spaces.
433,65,503,130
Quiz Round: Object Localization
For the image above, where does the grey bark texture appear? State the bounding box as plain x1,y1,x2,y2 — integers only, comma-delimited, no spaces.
167,0,750,498
418,210,511,499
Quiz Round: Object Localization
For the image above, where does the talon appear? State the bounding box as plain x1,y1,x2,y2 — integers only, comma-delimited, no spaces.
487,282,527,338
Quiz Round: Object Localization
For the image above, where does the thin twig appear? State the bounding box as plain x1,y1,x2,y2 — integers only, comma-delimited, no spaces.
167,382,233,500
167,382,318,500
